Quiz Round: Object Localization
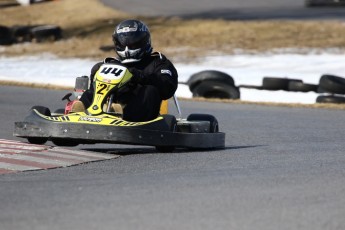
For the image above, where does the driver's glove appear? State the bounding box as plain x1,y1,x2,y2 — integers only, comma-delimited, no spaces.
128,67,146,84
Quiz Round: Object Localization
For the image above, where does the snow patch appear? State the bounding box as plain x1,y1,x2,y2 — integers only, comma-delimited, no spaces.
1,53,345,104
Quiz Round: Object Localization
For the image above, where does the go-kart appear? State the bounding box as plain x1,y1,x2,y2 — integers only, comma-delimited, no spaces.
14,62,225,152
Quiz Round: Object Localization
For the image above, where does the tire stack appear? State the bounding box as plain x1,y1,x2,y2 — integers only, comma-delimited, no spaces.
0,24,62,45
0,25,15,45
261,77,318,92
187,71,345,104
316,75,345,104
187,70,240,100
244,76,345,104
305,0,345,7
239,77,318,93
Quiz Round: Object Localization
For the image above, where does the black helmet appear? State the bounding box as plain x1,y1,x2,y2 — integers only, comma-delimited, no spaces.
112,19,152,63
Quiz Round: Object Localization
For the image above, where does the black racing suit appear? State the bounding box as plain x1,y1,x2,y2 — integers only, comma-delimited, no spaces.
79,52,178,122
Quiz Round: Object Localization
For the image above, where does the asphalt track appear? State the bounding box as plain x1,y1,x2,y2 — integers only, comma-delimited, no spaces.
2,1,345,229
1,85,345,229
100,0,345,20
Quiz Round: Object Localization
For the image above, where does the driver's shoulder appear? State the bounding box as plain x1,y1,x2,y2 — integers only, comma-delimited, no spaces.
150,52,167,61
103,57,121,63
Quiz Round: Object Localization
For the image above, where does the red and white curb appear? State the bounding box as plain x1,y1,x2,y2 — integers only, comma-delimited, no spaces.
0,139,119,174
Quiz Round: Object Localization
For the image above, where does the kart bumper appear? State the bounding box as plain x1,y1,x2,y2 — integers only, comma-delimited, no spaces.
14,121,225,149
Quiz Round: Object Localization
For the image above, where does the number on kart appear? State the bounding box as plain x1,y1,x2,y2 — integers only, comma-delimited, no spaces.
97,83,107,95
100,67,123,77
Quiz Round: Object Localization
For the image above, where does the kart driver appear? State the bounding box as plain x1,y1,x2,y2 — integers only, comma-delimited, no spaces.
75,19,178,122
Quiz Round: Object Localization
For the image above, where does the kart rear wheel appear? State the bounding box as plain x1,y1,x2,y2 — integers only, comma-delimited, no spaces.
187,114,219,133
27,106,51,145
155,115,177,153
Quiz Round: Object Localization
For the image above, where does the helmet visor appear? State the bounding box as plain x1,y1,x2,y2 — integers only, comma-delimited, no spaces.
115,32,148,50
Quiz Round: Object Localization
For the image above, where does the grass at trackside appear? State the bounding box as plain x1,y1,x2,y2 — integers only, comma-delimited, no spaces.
1,0,345,109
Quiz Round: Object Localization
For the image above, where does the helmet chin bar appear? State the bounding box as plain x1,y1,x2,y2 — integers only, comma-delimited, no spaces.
121,58,141,63
117,46,142,62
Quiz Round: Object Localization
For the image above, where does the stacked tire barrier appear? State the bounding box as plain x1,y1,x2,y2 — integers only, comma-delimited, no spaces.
305,0,345,7
187,70,345,104
187,70,240,100
237,75,345,104
316,75,345,104
262,77,318,92
0,25,14,45
0,24,62,45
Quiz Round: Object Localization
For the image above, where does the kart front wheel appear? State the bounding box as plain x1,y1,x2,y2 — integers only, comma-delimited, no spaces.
27,137,48,145
31,105,51,116
26,106,51,145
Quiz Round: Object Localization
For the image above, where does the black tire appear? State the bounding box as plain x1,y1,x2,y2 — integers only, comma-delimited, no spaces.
316,95,345,104
52,138,79,147
187,114,219,133
0,25,14,45
287,81,318,92
319,74,345,95
31,105,51,116
11,25,34,43
316,86,328,94
192,80,240,99
30,25,62,43
27,137,48,145
187,70,235,91
155,115,177,152
262,77,302,91
27,106,51,145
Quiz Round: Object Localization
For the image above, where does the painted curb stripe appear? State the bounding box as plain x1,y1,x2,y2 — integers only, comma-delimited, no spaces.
0,139,47,148
47,149,105,160
0,162,39,171
0,139,119,174
0,153,80,167
0,144,48,151
0,168,17,174
51,148,115,159
26,151,94,162
0,158,58,169
10,152,83,164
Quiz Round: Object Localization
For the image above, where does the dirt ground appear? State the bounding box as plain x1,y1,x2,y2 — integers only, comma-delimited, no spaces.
1,0,345,60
